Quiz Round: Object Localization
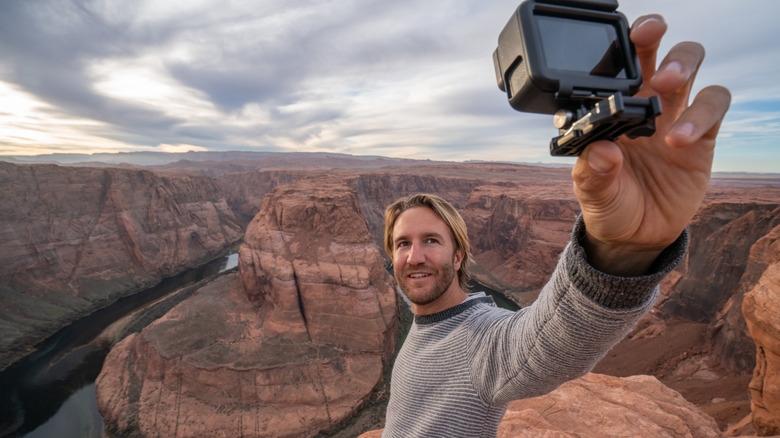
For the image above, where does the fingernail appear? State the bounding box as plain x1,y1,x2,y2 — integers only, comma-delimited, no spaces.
662,61,684,75
633,16,663,31
671,122,695,139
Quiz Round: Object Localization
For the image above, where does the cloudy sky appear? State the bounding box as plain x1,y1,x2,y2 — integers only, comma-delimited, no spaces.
1,0,778,172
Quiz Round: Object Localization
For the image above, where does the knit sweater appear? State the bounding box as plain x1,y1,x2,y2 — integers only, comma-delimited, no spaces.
382,220,687,437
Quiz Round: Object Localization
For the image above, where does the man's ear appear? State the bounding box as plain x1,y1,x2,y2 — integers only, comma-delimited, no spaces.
453,248,465,271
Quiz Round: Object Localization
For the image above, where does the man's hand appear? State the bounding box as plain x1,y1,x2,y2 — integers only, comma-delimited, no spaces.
572,15,731,276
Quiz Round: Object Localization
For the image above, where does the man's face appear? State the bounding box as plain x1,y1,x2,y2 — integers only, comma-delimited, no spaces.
391,207,463,307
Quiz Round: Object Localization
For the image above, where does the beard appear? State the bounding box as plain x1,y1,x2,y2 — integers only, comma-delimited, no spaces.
395,258,457,306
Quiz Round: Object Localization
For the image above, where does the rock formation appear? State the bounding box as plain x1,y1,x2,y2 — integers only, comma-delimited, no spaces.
96,179,398,437
497,373,722,437
710,206,780,373
743,224,780,435
660,203,780,323
0,162,244,370
462,185,579,304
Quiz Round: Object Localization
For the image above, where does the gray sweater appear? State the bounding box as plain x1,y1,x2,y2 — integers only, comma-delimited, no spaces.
382,221,687,437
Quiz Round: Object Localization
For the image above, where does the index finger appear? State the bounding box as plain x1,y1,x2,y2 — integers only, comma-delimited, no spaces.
630,15,667,87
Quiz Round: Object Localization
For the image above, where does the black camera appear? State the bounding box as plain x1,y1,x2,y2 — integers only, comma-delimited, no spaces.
493,0,661,156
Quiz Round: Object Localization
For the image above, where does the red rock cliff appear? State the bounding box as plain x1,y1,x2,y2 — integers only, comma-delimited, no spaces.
462,185,579,303
742,224,780,435
0,162,244,370
96,178,398,438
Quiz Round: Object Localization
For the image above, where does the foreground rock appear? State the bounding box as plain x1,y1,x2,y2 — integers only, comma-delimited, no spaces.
743,224,780,436
0,162,243,370
97,180,398,437
498,373,722,437
359,373,722,437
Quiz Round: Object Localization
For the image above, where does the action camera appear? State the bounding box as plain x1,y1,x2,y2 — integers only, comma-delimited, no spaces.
493,0,661,156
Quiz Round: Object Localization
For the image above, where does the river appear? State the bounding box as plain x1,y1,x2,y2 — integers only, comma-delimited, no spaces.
0,252,239,438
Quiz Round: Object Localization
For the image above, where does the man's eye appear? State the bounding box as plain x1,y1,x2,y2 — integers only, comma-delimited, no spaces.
425,238,439,244
396,242,409,248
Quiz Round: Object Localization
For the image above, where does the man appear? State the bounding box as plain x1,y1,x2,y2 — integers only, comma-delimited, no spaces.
380,13,731,438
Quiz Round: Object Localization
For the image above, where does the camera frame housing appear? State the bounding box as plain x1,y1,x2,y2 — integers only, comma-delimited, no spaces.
493,0,661,156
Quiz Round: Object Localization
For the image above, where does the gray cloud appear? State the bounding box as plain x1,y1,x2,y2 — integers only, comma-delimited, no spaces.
0,0,184,137
0,0,779,171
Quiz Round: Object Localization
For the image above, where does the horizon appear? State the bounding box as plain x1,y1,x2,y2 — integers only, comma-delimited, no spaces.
1,0,779,173
5,149,780,177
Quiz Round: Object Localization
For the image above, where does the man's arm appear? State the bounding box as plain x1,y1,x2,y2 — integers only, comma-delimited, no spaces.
573,15,731,277
470,216,687,406
472,13,729,406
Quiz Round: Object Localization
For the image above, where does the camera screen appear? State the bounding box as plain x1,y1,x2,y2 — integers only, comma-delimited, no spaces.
536,15,628,79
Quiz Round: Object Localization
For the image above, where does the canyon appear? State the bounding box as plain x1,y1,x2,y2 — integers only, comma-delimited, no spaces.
0,162,244,371
2,152,779,436
97,181,399,437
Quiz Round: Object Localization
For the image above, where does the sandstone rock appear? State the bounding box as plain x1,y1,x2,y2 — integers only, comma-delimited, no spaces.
97,180,398,437
347,169,486,244
710,207,780,373
497,373,722,437
660,203,780,322
462,185,578,304
0,162,244,370
218,170,309,222
743,224,780,436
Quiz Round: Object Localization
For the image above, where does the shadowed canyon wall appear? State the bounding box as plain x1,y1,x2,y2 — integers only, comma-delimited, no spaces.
0,162,244,370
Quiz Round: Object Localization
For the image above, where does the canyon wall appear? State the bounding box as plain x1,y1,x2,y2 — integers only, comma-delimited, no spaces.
0,162,244,370
218,170,310,222
462,185,579,302
743,224,780,435
96,178,398,437
661,203,780,374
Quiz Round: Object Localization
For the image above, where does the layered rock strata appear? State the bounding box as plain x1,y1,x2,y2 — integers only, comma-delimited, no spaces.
710,206,780,373
462,186,579,303
0,162,243,369
743,224,780,435
96,180,398,437
497,373,722,437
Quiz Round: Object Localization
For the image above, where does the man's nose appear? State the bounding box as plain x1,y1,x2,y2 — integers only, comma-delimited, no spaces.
406,243,426,265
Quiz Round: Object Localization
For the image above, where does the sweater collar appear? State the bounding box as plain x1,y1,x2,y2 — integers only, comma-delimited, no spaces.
414,295,496,325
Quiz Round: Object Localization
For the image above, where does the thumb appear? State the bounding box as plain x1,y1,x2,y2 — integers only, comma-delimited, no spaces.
572,141,623,201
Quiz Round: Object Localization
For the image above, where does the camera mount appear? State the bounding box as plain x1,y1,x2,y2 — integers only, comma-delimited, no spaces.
493,0,662,156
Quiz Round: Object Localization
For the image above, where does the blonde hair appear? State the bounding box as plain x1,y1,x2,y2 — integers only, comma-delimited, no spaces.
384,193,471,288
